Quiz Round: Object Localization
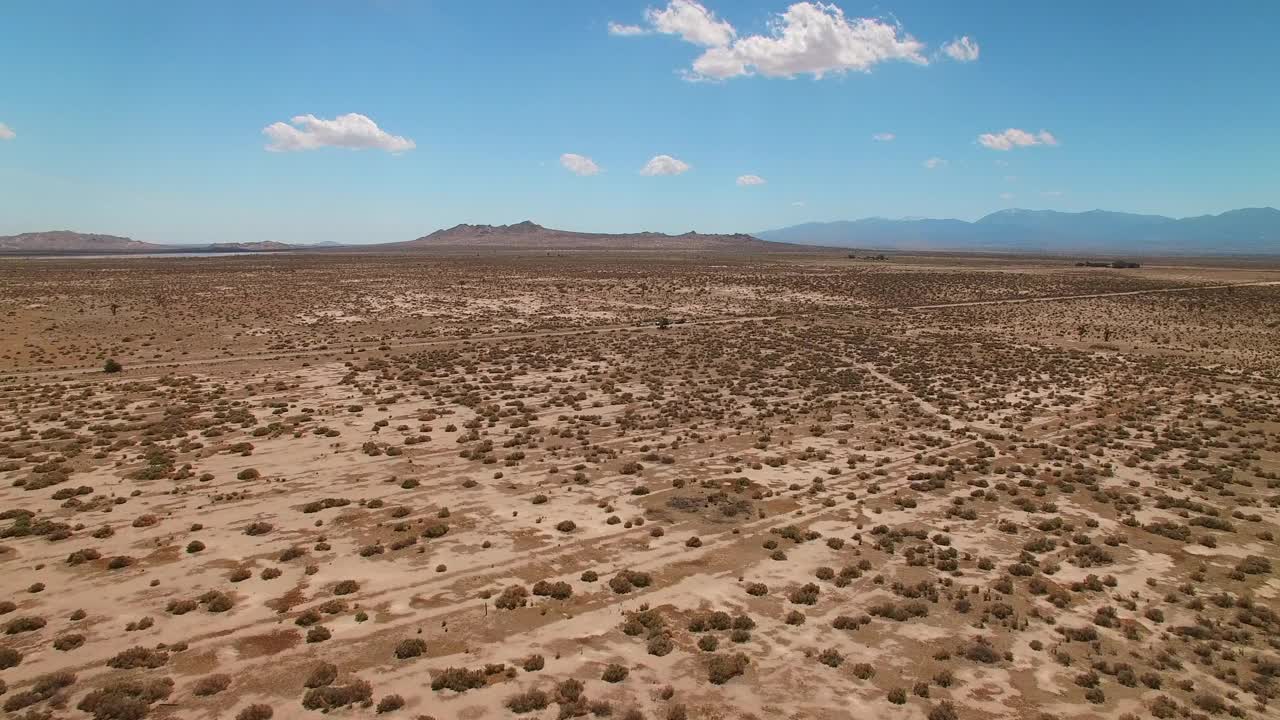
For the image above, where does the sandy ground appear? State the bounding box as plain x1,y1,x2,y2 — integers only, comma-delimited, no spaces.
0,253,1278,720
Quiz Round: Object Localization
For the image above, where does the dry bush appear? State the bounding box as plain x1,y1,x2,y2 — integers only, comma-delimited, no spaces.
192,674,231,697
107,646,168,670
431,667,486,693
300,679,372,711
78,676,173,720
304,662,337,689
394,638,427,659
236,704,273,720
506,689,549,713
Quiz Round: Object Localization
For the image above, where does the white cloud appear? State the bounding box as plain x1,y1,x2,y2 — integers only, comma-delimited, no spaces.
608,21,648,36
687,2,926,80
923,157,946,169
263,113,415,153
0,123,14,141
978,128,1058,151
872,132,895,142
641,154,692,176
999,192,1015,201
560,153,601,176
646,0,735,47
1041,190,1064,197
736,174,766,186
942,36,980,62
791,201,806,207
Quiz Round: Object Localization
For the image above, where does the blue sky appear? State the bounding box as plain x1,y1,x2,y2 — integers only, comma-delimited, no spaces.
1,0,1277,244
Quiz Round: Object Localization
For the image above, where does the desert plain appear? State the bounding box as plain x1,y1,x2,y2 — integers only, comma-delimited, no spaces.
1,251,1279,720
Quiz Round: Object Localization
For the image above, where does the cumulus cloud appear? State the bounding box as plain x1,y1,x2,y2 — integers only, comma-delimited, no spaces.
560,153,601,176
736,174,766,186
978,128,1058,151
646,0,735,47
263,113,415,153
641,154,692,176
872,132,895,142
923,157,946,169
941,36,980,62
0,123,14,141
689,2,925,80
608,21,648,36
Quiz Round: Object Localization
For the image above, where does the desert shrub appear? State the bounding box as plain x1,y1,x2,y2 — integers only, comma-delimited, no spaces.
236,704,273,720
547,678,580,705
602,664,629,682
928,701,958,720
962,640,1000,664
107,646,169,669
306,626,331,643
745,582,767,596
852,663,875,680
66,548,102,565
495,585,529,610
431,667,486,693
531,580,573,600
556,520,576,532
301,679,372,711
788,583,820,605
107,556,135,570
193,674,231,697
202,591,233,613
4,671,76,712
818,648,844,668
376,694,405,713
887,688,907,704
304,662,337,688
1237,555,1271,575
698,635,718,652
647,634,674,656
332,579,359,595
166,599,198,615
394,638,427,659
5,616,46,634
78,676,172,720
0,647,21,668
707,653,749,684
506,689,549,713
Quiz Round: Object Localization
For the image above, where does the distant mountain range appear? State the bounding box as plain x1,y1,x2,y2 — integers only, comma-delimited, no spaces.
376,220,784,252
4,208,1277,256
756,207,1280,255
0,232,343,254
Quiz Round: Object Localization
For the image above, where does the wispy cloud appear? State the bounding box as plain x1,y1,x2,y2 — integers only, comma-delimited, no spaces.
560,153,601,176
736,174,766,186
0,123,15,141
607,21,648,36
641,154,692,176
923,157,947,169
872,132,896,142
263,113,414,153
978,128,1058,151
941,36,980,62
